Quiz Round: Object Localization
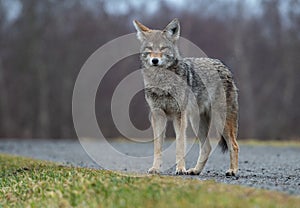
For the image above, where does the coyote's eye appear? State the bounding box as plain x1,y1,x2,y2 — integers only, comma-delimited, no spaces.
160,46,169,51
142,52,150,57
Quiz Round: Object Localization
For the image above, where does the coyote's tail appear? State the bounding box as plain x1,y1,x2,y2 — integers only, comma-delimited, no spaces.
218,135,228,153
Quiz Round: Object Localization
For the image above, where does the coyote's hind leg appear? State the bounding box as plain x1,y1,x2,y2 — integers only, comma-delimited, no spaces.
223,113,239,176
187,112,211,175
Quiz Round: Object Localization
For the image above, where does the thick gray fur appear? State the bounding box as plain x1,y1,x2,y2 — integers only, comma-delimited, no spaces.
133,18,239,176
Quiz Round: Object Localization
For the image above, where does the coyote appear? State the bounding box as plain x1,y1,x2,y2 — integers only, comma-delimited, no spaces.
133,18,239,176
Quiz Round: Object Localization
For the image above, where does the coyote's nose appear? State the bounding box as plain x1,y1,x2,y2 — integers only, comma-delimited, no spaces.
152,58,159,65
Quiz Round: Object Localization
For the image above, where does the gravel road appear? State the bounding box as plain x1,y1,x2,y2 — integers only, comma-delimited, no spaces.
0,139,299,195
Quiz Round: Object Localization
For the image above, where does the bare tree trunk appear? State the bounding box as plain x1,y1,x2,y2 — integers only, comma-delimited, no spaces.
232,2,256,138
233,39,256,137
0,59,12,137
36,54,50,137
34,45,50,138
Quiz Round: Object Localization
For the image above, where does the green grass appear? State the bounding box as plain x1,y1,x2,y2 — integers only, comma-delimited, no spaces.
0,154,299,208
239,139,300,147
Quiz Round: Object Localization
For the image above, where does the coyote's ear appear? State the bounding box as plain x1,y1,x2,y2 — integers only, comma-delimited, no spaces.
163,18,180,41
133,20,150,42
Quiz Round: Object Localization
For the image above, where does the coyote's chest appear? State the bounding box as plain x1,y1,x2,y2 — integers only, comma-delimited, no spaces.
144,87,182,114
142,67,189,114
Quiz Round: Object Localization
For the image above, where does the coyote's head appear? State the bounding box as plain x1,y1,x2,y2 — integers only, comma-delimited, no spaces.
133,18,181,68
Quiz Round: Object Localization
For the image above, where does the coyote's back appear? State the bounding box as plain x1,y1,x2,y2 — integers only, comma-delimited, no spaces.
133,18,239,176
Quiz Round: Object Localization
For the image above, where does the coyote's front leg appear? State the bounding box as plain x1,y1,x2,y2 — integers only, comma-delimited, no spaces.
173,112,187,175
148,109,167,174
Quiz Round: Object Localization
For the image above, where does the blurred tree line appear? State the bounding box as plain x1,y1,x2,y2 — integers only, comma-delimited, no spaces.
0,0,299,140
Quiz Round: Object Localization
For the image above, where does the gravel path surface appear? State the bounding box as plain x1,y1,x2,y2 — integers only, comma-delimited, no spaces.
0,139,299,195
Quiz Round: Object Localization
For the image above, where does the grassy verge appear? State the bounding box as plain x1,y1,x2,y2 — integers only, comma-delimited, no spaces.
239,139,300,147
0,154,299,208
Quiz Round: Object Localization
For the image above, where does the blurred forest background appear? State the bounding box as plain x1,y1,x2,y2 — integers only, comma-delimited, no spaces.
0,0,299,140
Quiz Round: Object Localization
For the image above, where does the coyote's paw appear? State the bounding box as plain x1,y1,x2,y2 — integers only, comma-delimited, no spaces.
147,167,160,175
225,169,238,177
187,168,201,175
175,167,187,175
